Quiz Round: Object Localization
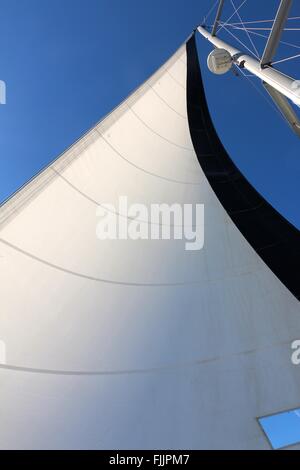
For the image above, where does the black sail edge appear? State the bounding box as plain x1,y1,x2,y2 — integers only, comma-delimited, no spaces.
186,33,300,300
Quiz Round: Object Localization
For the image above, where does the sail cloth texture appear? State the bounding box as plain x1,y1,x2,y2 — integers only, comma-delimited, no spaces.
0,33,299,449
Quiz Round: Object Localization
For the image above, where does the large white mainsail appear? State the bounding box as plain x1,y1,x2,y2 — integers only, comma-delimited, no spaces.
0,33,299,449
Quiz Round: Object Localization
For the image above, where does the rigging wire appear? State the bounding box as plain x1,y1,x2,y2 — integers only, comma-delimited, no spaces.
210,3,300,59
219,25,291,122
233,63,285,120
203,0,219,25
224,24,300,51
204,4,300,129
222,25,299,83
230,0,260,58
222,23,300,65
272,52,300,65
216,0,248,34
222,24,260,59
228,16,300,26
228,26,300,31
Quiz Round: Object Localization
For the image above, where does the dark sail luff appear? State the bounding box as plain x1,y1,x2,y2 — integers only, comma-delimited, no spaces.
187,34,300,301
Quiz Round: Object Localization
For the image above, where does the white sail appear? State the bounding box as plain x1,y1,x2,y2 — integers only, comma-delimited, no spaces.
0,34,299,450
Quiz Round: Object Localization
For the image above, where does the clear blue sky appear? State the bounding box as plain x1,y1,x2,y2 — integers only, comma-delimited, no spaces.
0,0,299,228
